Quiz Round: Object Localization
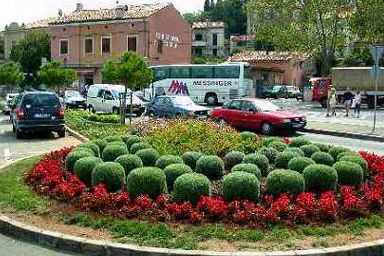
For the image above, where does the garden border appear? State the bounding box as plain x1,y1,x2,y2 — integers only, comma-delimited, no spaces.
65,126,89,142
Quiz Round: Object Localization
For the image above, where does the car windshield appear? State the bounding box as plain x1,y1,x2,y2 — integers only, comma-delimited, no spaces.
112,89,141,101
172,97,194,106
23,94,60,107
65,90,81,97
254,101,282,112
272,86,282,92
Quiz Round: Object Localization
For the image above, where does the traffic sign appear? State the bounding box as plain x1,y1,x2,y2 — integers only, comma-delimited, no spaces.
370,46,384,65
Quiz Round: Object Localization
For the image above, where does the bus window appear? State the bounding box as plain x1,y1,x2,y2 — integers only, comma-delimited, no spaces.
170,67,190,78
191,66,213,78
214,66,240,79
244,66,253,79
154,67,170,81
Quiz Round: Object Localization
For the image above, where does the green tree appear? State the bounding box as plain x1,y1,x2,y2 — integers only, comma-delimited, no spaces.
102,51,153,124
37,60,76,96
204,0,212,11
0,62,24,91
183,12,207,24
0,34,4,59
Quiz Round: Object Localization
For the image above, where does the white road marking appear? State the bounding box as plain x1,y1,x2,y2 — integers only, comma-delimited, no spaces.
3,148,13,163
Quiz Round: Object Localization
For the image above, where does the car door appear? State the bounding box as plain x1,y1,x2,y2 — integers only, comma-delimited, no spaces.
225,100,243,128
150,97,163,116
93,89,104,113
241,101,261,130
103,90,115,113
163,97,174,118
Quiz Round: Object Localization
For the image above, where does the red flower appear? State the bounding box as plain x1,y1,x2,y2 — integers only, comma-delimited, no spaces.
318,191,338,219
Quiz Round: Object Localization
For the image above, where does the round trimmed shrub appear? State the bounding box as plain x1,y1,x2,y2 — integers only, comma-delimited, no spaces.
262,137,282,146
130,142,152,154
74,157,103,185
243,153,269,177
73,147,95,156
126,135,144,150
269,141,288,152
303,164,338,192
333,161,363,186
337,151,361,161
288,157,315,173
92,139,108,152
155,155,184,170
300,144,320,158
329,146,350,160
231,163,261,181
240,131,256,140
275,151,301,169
339,155,368,176
105,135,123,143
224,151,245,170
195,155,224,180
127,167,167,199
115,154,143,176
164,164,193,191
91,162,125,192
77,142,100,157
108,141,128,149
65,150,94,172
102,145,129,162
284,147,305,157
223,171,260,202
266,169,305,197
258,147,278,164
181,151,203,170
314,143,330,152
289,137,311,148
121,135,130,144
135,148,160,166
311,152,334,166
173,173,211,205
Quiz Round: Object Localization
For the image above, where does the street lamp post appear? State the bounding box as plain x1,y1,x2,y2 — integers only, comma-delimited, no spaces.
370,45,384,133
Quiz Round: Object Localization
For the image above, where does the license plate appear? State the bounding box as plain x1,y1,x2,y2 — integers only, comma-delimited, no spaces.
34,113,50,118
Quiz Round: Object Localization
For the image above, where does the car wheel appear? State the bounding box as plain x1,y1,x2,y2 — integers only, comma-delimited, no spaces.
218,118,227,126
15,129,23,139
88,105,96,113
112,107,120,115
58,129,66,138
261,122,273,135
148,110,156,118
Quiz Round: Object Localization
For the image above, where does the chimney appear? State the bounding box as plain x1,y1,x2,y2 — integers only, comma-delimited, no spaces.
116,5,128,19
76,3,83,11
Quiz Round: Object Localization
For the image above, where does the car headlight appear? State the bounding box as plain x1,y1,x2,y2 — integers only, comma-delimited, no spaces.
282,118,291,123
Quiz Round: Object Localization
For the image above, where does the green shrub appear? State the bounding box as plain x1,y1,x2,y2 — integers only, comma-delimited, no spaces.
195,155,224,180
243,153,270,177
240,131,256,140
275,151,301,169
269,141,288,152
329,146,350,160
223,171,260,202
91,162,126,192
105,135,123,143
65,150,94,172
127,167,167,199
258,147,278,164
121,135,130,144
73,147,95,156
311,152,335,166
107,141,128,152
336,151,361,161
284,147,305,157
164,164,193,190
339,155,368,176
135,148,160,166
262,137,282,146
266,169,305,197
115,154,143,176
77,142,100,157
74,157,103,185
288,157,315,173
181,151,203,170
130,142,152,154
92,139,108,152
289,137,311,148
173,173,211,205
224,151,245,170
333,161,363,186
300,144,320,158
231,163,261,181
155,155,184,169
126,135,144,150
314,143,330,152
102,145,129,162
303,164,338,192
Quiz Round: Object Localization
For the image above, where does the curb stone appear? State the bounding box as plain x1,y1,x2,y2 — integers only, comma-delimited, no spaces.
303,128,384,142
65,126,89,142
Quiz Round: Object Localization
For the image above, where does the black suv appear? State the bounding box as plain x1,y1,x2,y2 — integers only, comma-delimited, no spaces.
11,92,65,139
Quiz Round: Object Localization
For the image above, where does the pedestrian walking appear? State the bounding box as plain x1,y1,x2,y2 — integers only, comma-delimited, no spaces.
329,88,337,117
343,87,353,117
354,91,362,118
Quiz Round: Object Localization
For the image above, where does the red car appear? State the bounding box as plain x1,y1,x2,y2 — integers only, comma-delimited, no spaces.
210,98,307,135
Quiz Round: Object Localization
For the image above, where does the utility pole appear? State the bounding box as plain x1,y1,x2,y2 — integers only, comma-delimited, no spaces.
370,45,384,133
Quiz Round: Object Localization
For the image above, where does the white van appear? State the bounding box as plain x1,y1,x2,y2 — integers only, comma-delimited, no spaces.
86,84,145,116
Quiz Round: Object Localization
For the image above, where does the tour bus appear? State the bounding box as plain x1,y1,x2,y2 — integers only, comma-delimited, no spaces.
148,62,253,105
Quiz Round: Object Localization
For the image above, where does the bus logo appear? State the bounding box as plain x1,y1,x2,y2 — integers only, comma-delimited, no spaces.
168,80,189,96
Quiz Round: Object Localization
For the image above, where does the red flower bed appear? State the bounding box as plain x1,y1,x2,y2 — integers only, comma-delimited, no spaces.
25,147,384,226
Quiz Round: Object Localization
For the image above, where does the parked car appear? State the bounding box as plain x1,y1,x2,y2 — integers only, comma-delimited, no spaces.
146,96,209,118
11,91,65,139
3,93,19,114
286,86,302,100
209,98,306,135
86,84,146,116
263,85,289,99
64,90,86,109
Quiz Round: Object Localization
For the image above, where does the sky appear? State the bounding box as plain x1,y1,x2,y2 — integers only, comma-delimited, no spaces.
0,0,204,30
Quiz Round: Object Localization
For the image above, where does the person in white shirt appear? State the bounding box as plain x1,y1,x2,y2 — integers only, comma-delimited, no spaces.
354,91,362,118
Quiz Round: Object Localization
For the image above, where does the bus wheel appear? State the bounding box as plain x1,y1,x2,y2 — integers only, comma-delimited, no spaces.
205,93,218,106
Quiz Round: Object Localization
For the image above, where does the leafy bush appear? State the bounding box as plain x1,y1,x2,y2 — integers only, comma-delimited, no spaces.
115,154,143,176
258,147,278,164
87,114,120,123
127,167,167,199
329,146,350,160
173,173,211,205
284,147,305,157
91,162,126,192
243,153,269,177
72,147,95,156
107,141,128,151
126,135,144,150
262,137,283,146
289,137,311,148
164,164,193,191
302,164,338,193
339,155,368,176
288,157,315,173
240,131,256,140
121,135,130,144
231,163,261,181
105,135,124,143
181,151,203,170
311,152,335,166
336,151,361,161
275,151,301,169
102,145,129,162
92,139,108,152
195,155,225,180
269,141,288,152
77,142,100,157
333,161,363,186
135,148,160,166
65,150,94,172
266,169,305,197
130,142,152,154
300,144,320,158
155,155,184,169
314,143,330,152
224,151,245,170
223,171,260,202
74,157,103,185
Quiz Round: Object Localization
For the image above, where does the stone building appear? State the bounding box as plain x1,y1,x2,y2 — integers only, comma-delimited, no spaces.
191,21,226,58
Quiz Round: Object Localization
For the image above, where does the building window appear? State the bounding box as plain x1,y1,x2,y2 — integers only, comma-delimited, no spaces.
101,36,111,54
59,39,68,55
213,49,218,57
195,34,203,41
212,33,218,46
157,40,163,54
127,36,138,53
84,37,93,54
194,48,203,56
